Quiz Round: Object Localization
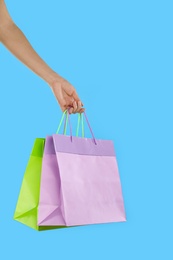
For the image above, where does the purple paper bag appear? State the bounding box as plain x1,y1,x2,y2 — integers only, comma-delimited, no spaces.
38,111,126,226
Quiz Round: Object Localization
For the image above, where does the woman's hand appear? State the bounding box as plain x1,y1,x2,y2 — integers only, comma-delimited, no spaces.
50,75,85,114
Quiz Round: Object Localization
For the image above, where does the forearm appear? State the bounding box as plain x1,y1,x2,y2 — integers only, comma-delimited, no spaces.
0,21,58,85
0,0,83,114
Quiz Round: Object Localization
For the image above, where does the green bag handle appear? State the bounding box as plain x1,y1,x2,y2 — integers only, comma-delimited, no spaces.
56,110,84,137
76,112,85,137
56,109,68,134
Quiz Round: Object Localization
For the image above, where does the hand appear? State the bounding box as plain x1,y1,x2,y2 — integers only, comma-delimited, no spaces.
49,75,85,114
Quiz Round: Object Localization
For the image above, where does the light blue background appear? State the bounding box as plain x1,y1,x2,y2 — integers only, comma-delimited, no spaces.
0,0,173,259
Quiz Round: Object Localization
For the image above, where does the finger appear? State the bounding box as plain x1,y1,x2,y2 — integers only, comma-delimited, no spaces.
72,101,78,113
76,100,82,113
78,107,85,113
68,107,73,114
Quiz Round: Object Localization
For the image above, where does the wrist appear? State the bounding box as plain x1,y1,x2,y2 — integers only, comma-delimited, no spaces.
46,71,63,88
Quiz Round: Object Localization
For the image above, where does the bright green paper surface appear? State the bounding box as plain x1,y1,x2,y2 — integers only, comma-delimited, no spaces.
13,138,65,231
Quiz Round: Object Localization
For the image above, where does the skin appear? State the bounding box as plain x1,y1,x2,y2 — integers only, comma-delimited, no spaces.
0,0,84,114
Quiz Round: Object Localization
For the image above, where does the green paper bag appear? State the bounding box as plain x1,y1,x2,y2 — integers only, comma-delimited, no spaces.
13,138,65,231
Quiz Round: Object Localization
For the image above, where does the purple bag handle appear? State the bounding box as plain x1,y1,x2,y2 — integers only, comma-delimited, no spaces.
67,107,97,145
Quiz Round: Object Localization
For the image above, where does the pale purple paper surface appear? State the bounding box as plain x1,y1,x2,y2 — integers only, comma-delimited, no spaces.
53,134,116,156
38,136,65,226
38,134,126,226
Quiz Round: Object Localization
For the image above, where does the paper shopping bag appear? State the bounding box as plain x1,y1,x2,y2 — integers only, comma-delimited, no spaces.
13,138,65,231
38,110,126,227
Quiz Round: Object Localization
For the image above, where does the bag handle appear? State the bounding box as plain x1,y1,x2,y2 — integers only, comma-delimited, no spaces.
63,112,85,137
56,110,68,134
62,110,83,138
82,110,97,144
67,107,97,144
76,113,85,137
56,107,97,145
